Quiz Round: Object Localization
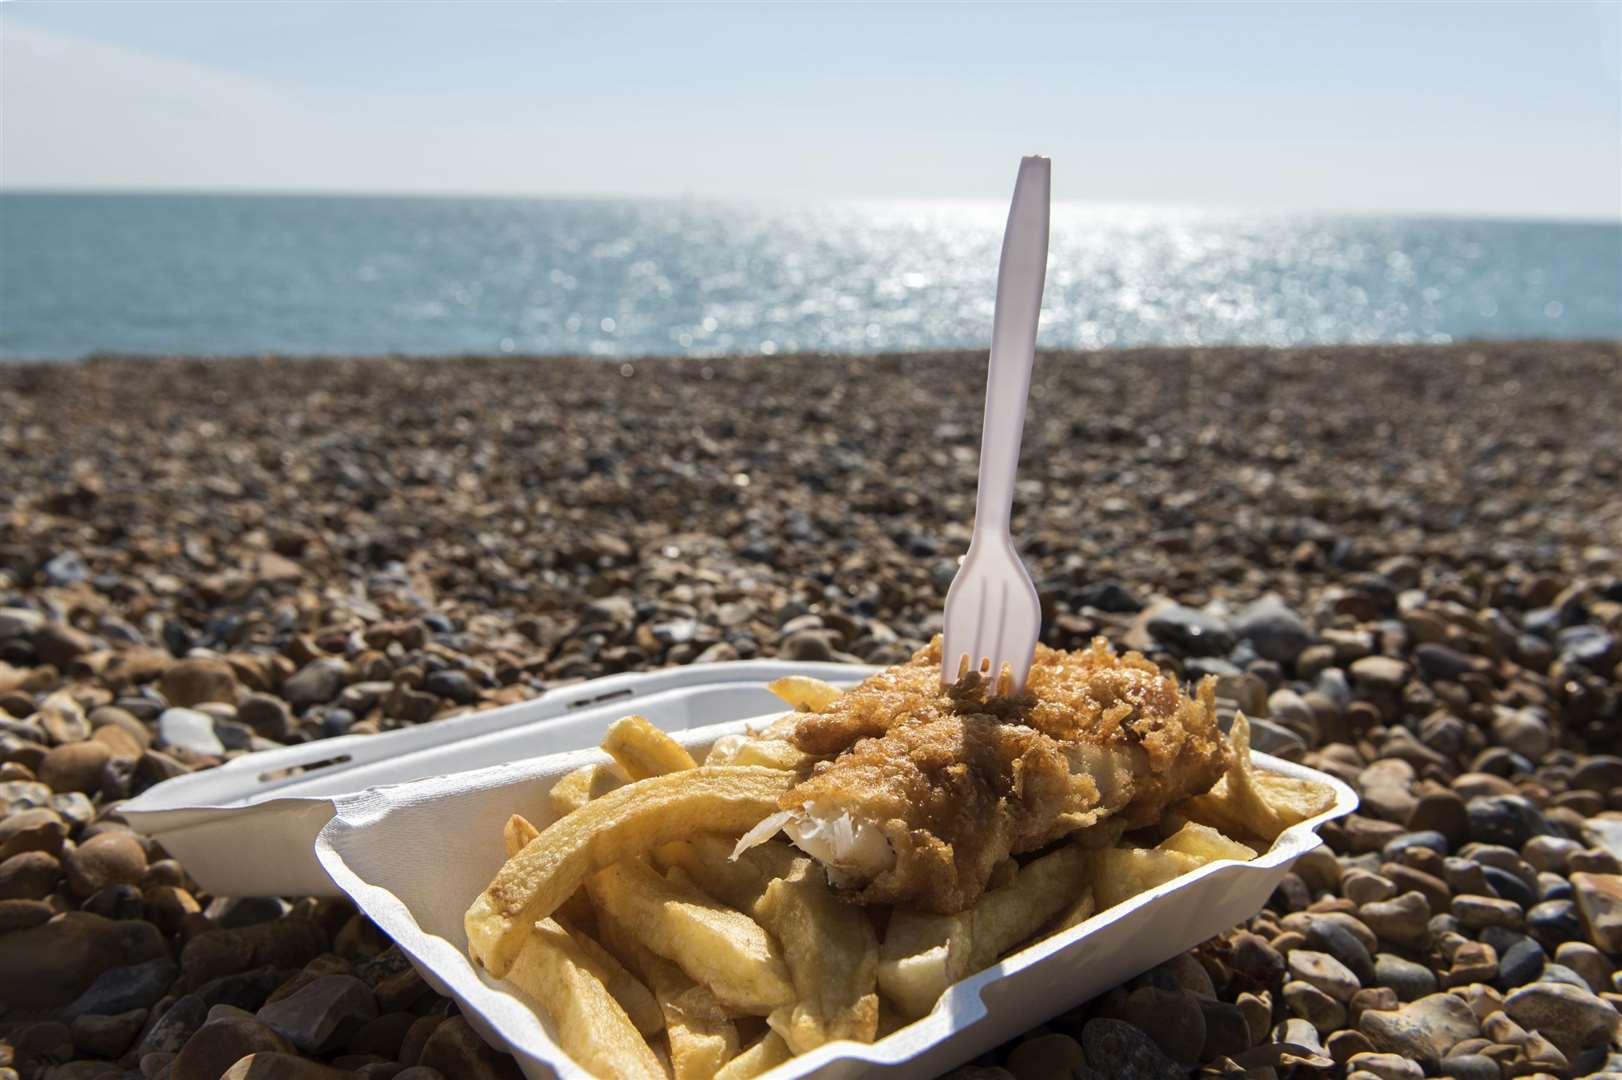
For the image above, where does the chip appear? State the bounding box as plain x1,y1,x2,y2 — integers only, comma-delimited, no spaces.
1157,820,1258,864
766,675,843,713
586,858,795,1015
465,766,795,977
550,762,630,818
878,843,1091,1018
1183,713,1337,842
713,1031,792,1080
602,714,698,780
501,918,664,1079
598,906,740,1079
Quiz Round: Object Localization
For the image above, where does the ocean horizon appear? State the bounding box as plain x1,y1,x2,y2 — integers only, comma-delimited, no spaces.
2,191,1619,361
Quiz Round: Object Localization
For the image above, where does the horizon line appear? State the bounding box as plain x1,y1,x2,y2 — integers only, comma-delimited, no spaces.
3,185,1620,227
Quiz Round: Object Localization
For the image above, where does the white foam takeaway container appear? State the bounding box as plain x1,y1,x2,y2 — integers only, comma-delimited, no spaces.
315,709,1358,1080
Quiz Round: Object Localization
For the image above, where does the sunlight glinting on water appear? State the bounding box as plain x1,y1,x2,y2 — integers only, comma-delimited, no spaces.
1,194,1616,358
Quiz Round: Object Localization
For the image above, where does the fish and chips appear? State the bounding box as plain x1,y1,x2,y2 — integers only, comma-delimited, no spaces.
464,637,1336,1078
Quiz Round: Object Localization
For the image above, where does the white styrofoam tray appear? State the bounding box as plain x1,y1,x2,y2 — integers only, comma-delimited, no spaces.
120,661,878,897
315,714,1358,1080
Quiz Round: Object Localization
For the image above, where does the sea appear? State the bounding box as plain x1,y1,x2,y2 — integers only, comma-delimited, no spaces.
1,192,1618,360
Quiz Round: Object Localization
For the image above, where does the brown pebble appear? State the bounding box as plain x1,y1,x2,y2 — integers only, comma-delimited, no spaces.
38,741,113,795
65,832,149,898
1004,1033,1086,1080
71,1009,148,1058
398,1014,440,1066
0,807,67,859
1326,1027,1375,1062
0,850,60,900
158,659,239,709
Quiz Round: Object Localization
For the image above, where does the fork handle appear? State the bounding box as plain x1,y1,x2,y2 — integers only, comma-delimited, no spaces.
973,155,1050,542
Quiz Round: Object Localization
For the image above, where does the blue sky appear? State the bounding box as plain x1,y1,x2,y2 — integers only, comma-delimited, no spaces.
3,1,1619,218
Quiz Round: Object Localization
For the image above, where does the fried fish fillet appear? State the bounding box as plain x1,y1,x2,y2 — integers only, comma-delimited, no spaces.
742,637,1227,914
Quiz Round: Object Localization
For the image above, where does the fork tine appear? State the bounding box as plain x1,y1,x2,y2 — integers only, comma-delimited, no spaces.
990,580,1009,685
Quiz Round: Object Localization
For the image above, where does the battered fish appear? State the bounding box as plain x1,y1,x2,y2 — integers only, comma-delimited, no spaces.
738,637,1228,914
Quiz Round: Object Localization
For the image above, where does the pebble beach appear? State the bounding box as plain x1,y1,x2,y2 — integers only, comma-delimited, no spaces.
2,340,1621,1079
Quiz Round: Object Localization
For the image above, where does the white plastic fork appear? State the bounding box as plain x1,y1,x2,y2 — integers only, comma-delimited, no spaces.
941,155,1051,693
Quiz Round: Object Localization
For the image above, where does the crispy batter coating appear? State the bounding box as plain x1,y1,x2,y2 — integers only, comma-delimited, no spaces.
784,637,1227,913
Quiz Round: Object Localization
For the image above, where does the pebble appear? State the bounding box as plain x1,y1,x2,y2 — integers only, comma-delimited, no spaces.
63,957,180,1017
0,910,167,1009
1142,602,1233,657
1437,1054,1500,1080
1078,1018,1184,1080
1357,891,1430,949
156,707,226,756
238,693,294,740
1287,950,1360,1001
1451,894,1523,930
1345,1052,1423,1080
1348,656,1408,695
1571,871,1622,951
257,974,379,1054
1554,940,1613,992
0,806,67,859
1283,979,1345,1030
1479,864,1536,908
1113,987,1206,1065
1503,980,1622,1059
1527,898,1584,950
1408,792,1470,848
136,993,208,1056
1374,953,1438,1000
1357,992,1481,1068
1495,935,1547,988
1234,596,1315,664
1466,795,1553,849
1220,995,1266,1053
70,1008,148,1058
158,659,239,708
0,849,60,900
1299,918,1377,985
1003,1033,1086,1080
64,831,148,897
282,660,347,711
172,1015,296,1080
1342,869,1397,906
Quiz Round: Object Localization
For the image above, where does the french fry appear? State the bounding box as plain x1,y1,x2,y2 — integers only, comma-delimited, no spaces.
1157,821,1257,864
502,813,662,1035
586,859,795,1015
1183,713,1337,842
655,835,790,912
878,844,1091,1018
755,856,880,1051
729,738,807,772
713,1031,792,1080
562,920,665,1038
704,734,751,766
466,766,795,977
550,761,630,817
767,675,843,712
658,830,878,1045
1051,887,1096,932
599,908,740,1080
603,714,698,780
501,918,664,1080
1088,846,1204,909
503,813,540,857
